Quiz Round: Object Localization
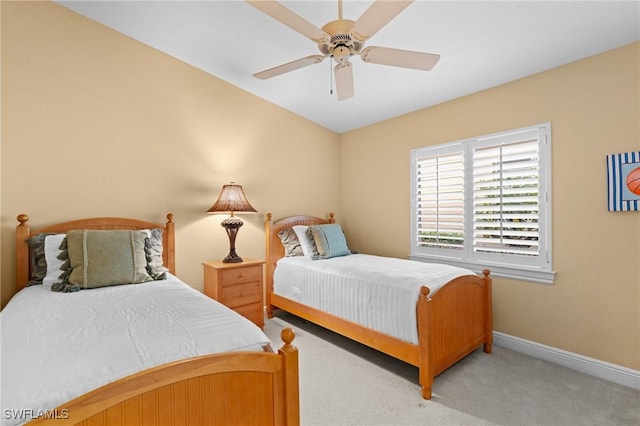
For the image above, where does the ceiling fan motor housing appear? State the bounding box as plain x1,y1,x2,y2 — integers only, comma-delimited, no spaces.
318,19,363,61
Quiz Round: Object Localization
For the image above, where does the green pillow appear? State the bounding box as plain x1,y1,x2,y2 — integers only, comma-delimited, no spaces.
309,224,352,259
66,230,152,289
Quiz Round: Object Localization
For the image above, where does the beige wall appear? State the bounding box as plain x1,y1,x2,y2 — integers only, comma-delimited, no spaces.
2,1,639,372
340,42,640,370
0,1,340,307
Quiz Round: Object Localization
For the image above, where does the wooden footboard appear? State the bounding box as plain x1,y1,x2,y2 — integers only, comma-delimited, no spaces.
417,270,492,399
27,329,299,426
265,213,492,400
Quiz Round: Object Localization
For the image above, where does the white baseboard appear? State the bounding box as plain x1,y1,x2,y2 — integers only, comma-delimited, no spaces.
493,331,640,390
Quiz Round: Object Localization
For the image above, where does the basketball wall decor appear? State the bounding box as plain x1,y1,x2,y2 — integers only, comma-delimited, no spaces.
626,167,640,195
607,151,640,211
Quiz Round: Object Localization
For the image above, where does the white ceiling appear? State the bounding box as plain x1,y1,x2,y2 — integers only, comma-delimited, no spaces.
57,1,640,134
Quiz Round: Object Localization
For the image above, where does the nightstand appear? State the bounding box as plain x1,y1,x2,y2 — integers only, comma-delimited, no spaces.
202,258,265,328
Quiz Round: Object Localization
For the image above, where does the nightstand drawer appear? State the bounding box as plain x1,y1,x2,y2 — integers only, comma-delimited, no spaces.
221,266,261,284
233,303,264,325
222,280,261,307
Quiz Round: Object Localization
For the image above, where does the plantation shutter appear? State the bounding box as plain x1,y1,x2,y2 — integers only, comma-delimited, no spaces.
472,130,541,258
411,123,552,283
415,149,465,250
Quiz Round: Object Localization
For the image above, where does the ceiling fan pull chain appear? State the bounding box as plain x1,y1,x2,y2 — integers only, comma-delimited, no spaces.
329,59,334,95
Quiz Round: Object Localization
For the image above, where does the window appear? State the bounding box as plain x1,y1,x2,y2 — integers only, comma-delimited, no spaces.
410,123,554,284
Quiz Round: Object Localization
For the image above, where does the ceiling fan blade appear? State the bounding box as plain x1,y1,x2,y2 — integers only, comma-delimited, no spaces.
334,62,354,101
253,55,326,80
360,46,440,71
352,0,413,41
246,1,330,44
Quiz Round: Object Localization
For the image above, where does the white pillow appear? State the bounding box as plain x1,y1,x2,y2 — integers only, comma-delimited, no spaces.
292,225,317,258
43,234,66,289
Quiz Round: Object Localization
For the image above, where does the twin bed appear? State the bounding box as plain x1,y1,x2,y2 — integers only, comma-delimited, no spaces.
4,210,492,425
265,213,493,400
5,214,299,426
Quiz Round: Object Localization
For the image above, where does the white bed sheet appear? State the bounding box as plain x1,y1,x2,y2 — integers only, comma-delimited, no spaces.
0,274,270,425
274,254,473,345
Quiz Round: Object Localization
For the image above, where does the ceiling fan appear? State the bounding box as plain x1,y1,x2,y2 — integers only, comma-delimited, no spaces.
247,0,440,101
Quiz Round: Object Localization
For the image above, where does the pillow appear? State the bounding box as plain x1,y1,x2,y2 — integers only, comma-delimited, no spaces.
142,228,169,279
277,228,304,257
24,233,55,286
43,234,67,289
65,230,153,289
292,225,318,259
309,224,352,259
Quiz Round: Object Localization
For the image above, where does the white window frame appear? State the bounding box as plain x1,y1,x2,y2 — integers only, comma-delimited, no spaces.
410,123,555,284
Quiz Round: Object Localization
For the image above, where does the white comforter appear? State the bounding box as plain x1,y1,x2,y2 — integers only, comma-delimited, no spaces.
0,274,270,425
274,254,473,345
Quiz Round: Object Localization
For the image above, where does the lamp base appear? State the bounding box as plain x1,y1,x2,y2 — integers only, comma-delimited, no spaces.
222,251,243,263
221,216,244,263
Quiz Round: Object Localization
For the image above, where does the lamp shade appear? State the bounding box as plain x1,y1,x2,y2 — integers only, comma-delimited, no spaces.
207,183,257,214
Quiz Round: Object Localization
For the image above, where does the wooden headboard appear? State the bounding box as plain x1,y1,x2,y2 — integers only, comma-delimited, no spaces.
15,213,176,293
264,213,334,297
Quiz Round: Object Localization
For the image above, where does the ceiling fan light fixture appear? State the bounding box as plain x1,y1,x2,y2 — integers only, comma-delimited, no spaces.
333,45,351,63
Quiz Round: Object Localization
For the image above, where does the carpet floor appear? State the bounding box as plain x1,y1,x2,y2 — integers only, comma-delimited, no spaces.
264,313,639,426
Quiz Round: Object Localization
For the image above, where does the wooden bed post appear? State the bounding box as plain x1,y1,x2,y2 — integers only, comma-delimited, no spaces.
416,286,433,400
16,214,30,292
279,328,300,426
483,269,493,353
164,213,176,275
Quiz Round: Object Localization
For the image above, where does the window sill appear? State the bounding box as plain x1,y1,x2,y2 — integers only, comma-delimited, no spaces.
408,254,556,285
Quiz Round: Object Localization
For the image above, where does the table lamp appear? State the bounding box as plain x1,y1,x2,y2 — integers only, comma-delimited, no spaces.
207,182,257,263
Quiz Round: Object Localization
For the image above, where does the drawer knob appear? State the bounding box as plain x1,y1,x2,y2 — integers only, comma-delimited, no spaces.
238,273,246,279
